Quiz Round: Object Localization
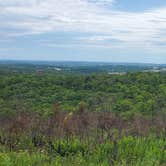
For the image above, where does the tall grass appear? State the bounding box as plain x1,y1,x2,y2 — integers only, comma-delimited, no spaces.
0,136,165,166
0,110,165,165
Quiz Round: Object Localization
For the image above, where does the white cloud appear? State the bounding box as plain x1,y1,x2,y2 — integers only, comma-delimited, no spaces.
0,0,166,50
88,0,115,6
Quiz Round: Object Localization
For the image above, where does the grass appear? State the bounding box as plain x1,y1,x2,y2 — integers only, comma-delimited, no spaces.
0,136,165,166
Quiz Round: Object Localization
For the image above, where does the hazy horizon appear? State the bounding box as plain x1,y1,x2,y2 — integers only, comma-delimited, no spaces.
1,58,166,66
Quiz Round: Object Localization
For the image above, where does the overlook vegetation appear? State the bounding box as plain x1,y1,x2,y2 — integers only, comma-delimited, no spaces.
0,63,166,165
0,69,166,117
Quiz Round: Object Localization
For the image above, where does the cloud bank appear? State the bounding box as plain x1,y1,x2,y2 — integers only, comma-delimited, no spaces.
0,0,166,50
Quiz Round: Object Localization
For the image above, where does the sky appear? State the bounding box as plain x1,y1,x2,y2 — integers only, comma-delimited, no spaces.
1,0,166,63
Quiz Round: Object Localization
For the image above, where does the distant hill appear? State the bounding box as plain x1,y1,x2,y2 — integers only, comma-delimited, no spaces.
0,60,166,74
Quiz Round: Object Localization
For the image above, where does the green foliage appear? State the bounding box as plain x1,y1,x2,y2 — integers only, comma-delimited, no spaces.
0,70,166,117
0,65,166,165
0,136,165,166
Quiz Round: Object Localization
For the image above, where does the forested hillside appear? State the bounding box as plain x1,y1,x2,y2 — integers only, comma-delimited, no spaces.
0,65,166,166
0,70,166,117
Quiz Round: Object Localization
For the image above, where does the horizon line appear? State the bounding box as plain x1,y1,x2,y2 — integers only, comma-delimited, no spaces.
0,59,166,65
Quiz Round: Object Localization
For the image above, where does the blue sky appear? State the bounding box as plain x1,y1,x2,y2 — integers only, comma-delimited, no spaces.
0,0,166,63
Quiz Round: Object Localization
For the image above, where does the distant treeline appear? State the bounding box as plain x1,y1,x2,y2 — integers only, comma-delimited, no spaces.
0,61,165,74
